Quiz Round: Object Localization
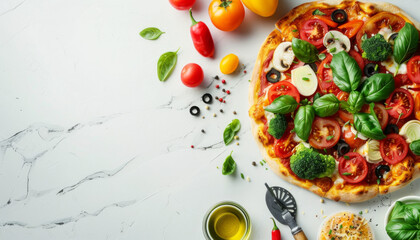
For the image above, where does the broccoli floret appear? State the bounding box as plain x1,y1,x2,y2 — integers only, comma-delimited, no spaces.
361,34,392,61
290,143,336,180
268,114,287,139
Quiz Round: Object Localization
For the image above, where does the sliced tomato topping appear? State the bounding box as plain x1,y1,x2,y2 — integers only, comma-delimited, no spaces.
338,152,368,184
300,19,329,48
394,74,412,88
380,133,408,165
309,118,341,149
342,124,366,149
356,12,405,51
349,49,365,71
267,81,301,104
407,56,420,84
317,54,341,95
274,122,299,158
385,88,414,119
362,103,389,130
416,93,420,121
338,20,364,39
336,91,354,123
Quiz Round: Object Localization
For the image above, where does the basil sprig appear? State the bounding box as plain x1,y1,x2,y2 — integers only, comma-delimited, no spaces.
410,139,420,156
342,91,365,114
360,73,395,102
354,103,386,140
157,49,179,81
223,119,241,145
292,38,319,63
394,22,419,74
265,95,298,114
222,151,236,175
313,94,340,117
294,105,315,141
330,51,362,92
386,201,420,240
140,27,165,40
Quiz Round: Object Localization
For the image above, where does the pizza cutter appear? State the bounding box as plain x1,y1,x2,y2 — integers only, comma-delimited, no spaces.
265,183,308,240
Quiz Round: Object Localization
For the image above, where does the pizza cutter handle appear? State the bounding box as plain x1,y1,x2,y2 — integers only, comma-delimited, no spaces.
293,230,308,240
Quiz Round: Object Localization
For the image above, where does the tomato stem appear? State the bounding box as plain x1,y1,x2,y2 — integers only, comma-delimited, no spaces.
219,0,232,10
189,8,198,26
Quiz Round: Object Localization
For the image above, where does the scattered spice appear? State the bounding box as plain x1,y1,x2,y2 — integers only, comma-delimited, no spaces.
205,106,210,110
201,129,205,133
191,145,194,148
233,111,237,115
222,79,226,84
246,176,250,182
220,109,224,113
236,142,239,145
252,161,257,166
241,173,245,179
202,116,205,119
222,89,226,92
320,199,324,203
215,75,219,80
213,113,217,117
219,98,223,102
234,136,239,140
226,90,231,94
215,96,219,100
216,85,220,89
223,100,226,103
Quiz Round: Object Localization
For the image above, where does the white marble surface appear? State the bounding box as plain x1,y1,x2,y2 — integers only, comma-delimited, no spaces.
0,0,420,239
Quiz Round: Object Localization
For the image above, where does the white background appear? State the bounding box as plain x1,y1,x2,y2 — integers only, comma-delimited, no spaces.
0,0,419,239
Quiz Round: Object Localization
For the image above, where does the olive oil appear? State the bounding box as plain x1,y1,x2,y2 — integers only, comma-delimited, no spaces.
203,202,251,240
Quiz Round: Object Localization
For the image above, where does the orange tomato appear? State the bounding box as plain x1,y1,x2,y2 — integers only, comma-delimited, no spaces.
415,93,420,121
208,0,245,32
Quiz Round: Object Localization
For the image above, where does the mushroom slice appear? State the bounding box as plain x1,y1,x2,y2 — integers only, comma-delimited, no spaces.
273,42,295,72
323,30,351,54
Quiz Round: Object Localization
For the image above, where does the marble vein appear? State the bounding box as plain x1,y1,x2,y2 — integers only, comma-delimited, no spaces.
0,0,26,17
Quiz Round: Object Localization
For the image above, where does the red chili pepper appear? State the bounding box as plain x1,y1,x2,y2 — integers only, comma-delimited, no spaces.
189,9,214,58
271,218,281,240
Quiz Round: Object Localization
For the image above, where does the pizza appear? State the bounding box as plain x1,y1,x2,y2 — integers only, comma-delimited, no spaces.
249,0,420,202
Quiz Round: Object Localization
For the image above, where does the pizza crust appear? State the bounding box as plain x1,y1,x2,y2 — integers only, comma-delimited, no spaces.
249,0,420,202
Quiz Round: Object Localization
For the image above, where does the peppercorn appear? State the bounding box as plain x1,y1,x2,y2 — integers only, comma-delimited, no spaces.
226,90,231,94
222,79,226,84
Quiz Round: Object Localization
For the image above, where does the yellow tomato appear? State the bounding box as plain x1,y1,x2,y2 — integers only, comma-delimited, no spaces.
220,54,239,74
241,0,278,17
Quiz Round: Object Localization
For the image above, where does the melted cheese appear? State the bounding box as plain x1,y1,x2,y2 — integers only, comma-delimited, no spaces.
381,56,407,74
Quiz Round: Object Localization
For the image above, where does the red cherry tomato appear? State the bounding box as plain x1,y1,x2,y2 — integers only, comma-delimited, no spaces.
181,63,204,87
267,81,301,103
407,56,420,84
380,134,409,165
342,125,366,149
336,91,354,123
338,20,364,39
274,122,299,158
385,88,414,119
349,49,365,71
317,54,341,95
309,118,341,150
169,0,196,10
362,103,389,130
300,19,329,48
338,152,368,184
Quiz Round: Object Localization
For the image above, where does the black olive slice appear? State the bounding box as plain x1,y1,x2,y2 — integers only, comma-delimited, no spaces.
384,124,399,135
388,33,398,45
305,63,318,73
202,93,213,104
331,9,348,24
266,68,281,83
337,141,350,156
363,63,379,77
375,165,391,181
189,106,200,116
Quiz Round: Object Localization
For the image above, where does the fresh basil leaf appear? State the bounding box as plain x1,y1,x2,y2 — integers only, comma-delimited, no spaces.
330,51,362,92
157,49,179,81
410,139,420,156
361,73,395,102
294,105,315,141
222,152,236,175
313,92,322,102
292,38,319,63
223,119,241,145
346,91,365,114
404,207,420,225
354,110,386,140
390,201,408,220
394,23,419,65
312,9,326,16
313,94,340,117
386,219,419,240
265,95,298,114
140,27,165,40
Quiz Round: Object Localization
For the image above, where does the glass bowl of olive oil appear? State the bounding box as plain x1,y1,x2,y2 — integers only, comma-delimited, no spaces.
203,201,251,240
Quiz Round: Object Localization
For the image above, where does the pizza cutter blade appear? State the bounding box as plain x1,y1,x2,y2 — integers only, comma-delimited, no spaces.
265,183,308,240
